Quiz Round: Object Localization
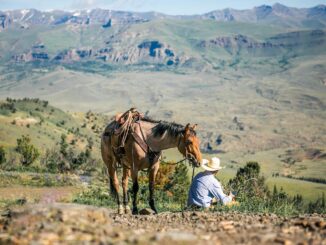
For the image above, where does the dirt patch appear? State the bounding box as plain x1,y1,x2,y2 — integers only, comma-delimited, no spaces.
280,148,326,164
0,203,325,244
0,187,79,203
13,117,38,126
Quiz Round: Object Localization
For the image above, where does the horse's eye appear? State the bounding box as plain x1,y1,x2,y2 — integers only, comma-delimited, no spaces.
185,140,192,145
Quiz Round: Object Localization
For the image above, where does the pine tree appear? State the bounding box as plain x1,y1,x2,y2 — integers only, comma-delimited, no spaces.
164,163,190,206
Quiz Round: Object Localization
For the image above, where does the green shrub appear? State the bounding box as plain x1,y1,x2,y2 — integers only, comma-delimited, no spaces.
0,146,6,165
164,163,190,206
73,184,116,207
60,134,68,157
218,161,325,215
307,193,325,213
16,135,40,166
228,161,268,200
42,149,62,173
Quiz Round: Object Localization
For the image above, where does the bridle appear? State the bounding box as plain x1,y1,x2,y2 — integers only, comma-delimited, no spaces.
159,132,200,182
177,132,199,167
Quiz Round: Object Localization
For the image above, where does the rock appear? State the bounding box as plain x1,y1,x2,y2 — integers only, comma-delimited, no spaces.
260,233,277,242
274,237,293,245
0,14,11,30
219,220,235,230
1,204,325,244
154,231,197,242
316,220,326,229
139,208,155,215
102,19,112,28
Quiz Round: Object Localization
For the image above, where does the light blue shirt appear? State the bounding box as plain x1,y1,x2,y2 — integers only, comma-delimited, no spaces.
187,171,232,208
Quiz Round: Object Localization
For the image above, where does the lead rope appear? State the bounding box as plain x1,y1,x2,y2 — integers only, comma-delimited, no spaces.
191,165,195,183
159,134,196,183
185,145,195,183
131,144,135,172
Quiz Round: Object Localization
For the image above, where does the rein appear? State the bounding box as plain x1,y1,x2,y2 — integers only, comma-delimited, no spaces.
160,156,196,182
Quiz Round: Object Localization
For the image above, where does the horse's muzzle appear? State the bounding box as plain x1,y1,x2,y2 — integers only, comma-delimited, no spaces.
187,154,201,168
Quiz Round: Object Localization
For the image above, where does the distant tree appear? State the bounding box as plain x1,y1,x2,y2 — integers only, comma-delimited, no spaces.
16,135,40,166
0,146,6,165
307,193,325,213
228,161,268,200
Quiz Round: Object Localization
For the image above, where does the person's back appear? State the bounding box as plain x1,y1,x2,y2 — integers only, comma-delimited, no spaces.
187,158,234,208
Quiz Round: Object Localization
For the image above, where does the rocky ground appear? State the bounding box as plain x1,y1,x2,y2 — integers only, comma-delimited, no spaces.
0,203,325,245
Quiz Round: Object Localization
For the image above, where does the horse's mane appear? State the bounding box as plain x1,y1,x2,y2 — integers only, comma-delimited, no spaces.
147,118,184,137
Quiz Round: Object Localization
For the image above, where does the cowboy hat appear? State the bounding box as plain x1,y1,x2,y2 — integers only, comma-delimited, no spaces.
201,157,225,171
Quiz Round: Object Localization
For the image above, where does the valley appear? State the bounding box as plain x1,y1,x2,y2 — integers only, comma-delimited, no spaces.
0,3,325,202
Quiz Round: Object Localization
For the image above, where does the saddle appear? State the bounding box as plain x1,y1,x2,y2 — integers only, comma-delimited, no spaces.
104,108,159,166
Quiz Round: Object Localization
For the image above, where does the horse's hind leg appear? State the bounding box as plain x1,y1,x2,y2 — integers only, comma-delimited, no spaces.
148,163,159,214
131,170,139,215
108,164,123,214
101,139,122,214
122,167,131,214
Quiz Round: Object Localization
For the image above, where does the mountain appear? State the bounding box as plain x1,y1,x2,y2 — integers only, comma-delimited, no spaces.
203,3,326,28
0,3,326,31
0,4,325,68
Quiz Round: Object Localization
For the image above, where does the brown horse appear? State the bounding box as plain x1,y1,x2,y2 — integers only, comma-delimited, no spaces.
101,114,202,214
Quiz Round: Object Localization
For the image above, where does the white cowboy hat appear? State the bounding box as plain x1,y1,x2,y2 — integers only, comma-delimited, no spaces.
201,157,225,171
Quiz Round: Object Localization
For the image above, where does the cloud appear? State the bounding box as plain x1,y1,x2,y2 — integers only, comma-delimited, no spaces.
109,0,148,9
70,0,148,10
70,0,103,9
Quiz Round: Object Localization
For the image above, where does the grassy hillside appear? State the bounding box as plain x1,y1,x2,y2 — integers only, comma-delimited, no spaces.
0,98,107,155
0,19,325,202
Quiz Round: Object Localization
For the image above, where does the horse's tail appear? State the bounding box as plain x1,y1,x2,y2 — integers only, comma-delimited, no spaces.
101,134,119,201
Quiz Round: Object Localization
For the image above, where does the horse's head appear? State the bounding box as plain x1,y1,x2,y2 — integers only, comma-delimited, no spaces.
178,123,202,167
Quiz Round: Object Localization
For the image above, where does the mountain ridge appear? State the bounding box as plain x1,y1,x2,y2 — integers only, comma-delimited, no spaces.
1,3,326,30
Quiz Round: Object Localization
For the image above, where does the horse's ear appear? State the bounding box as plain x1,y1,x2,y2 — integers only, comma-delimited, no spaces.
192,124,198,130
184,123,191,134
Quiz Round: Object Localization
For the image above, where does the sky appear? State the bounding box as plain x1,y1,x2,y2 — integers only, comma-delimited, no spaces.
0,0,325,14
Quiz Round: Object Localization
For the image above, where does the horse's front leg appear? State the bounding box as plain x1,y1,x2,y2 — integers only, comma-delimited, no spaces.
149,162,159,214
122,167,131,214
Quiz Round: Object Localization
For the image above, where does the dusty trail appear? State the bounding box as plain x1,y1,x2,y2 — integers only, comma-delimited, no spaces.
0,203,325,244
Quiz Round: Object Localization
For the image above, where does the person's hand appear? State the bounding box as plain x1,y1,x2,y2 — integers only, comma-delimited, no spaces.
211,197,218,204
229,192,235,201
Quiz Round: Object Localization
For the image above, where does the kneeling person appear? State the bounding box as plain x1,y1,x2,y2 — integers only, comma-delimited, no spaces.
188,157,234,209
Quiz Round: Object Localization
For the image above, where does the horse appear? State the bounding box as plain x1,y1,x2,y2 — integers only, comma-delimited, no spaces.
101,111,202,214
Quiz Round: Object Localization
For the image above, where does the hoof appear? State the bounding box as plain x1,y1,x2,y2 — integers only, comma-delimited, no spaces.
118,205,124,215
132,207,139,215
124,205,131,214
